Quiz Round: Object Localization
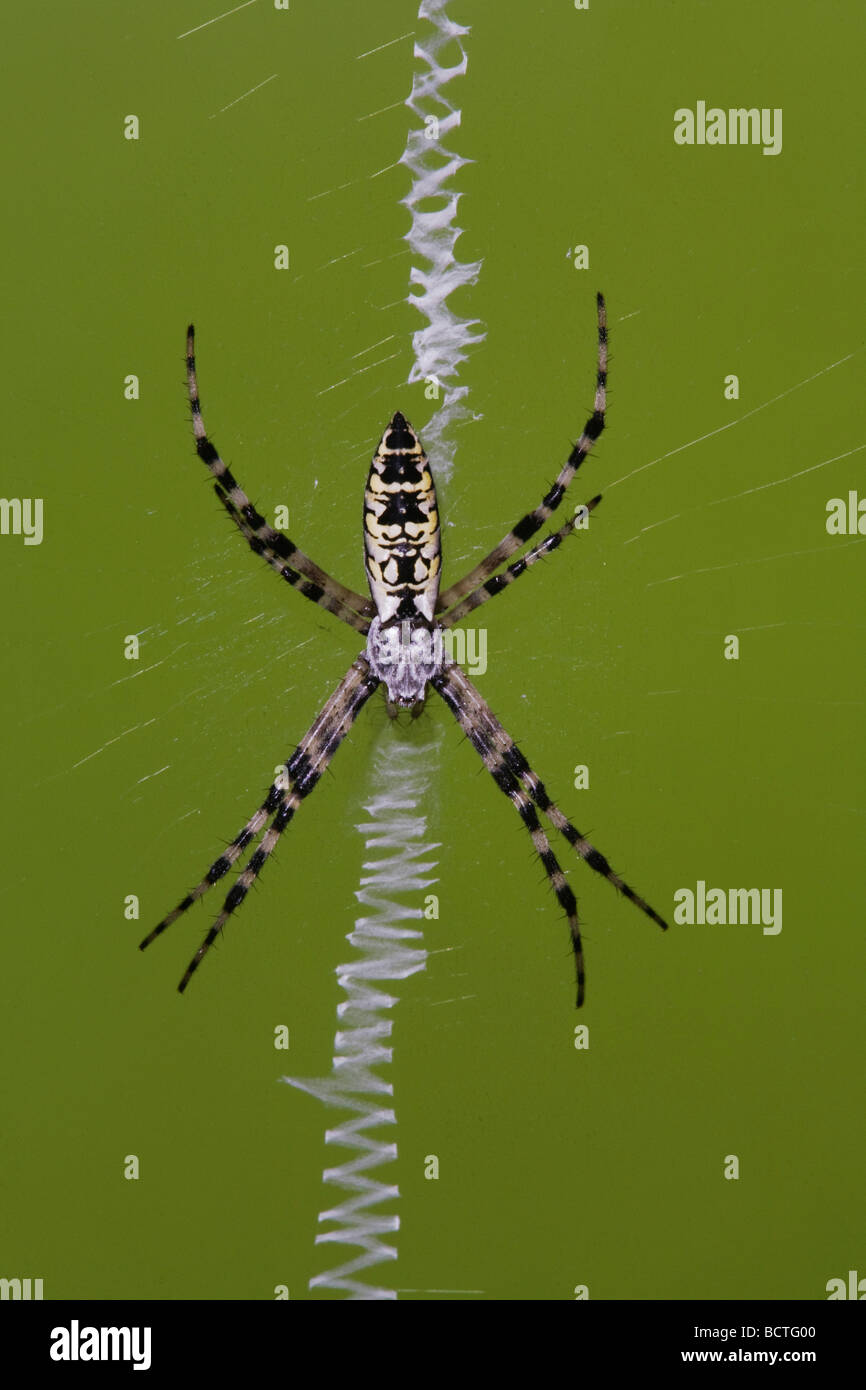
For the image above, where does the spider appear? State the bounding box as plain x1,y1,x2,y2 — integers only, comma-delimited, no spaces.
140,293,668,1003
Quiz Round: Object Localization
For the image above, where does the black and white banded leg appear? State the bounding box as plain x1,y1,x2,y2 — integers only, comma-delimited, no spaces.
431,660,587,1001
438,494,602,629
432,660,668,1005
140,656,379,992
214,488,371,634
186,325,375,628
435,292,607,614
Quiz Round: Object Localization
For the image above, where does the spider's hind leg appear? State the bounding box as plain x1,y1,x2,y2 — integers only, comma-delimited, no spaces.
141,655,379,991
432,661,587,1004
443,662,668,932
433,660,667,1005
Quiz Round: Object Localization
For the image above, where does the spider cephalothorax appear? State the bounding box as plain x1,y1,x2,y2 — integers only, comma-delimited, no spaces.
366,614,445,715
141,296,668,1003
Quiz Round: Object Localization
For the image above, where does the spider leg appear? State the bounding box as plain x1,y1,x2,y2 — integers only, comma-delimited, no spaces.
140,655,379,992
431,660,587,1004
186,325,375,625
436,293,606,613
438,494,602,629
441,662,668,930
433,661,668,1005
214,488,370,634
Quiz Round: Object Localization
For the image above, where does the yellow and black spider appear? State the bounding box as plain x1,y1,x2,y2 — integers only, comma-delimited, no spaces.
140,294,667,1002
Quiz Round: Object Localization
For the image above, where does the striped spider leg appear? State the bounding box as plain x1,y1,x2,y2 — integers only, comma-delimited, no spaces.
422,294,666,1002
431,662,668,1006
141,326,384,990
437,493,603,630
434,291,608,616
186,324,374,632
214,486,371,635
140,656,379,992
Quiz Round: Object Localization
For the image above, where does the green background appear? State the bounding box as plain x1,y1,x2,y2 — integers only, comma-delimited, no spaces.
2,0,863,1300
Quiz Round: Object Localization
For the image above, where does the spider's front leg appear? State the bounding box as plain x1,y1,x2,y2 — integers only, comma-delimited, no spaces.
436,292,607,614
438,493,603,629
213,488,371,635
185,325,374,631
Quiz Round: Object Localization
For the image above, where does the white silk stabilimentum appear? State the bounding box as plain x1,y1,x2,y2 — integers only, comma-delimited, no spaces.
284,738,439,1299
402,0,485,480
284,0,484,1299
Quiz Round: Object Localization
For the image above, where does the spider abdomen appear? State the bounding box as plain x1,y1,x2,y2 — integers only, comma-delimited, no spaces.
364,412,441,625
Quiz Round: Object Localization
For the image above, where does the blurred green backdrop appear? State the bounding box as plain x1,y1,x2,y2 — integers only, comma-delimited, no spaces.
1,0,863,1300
